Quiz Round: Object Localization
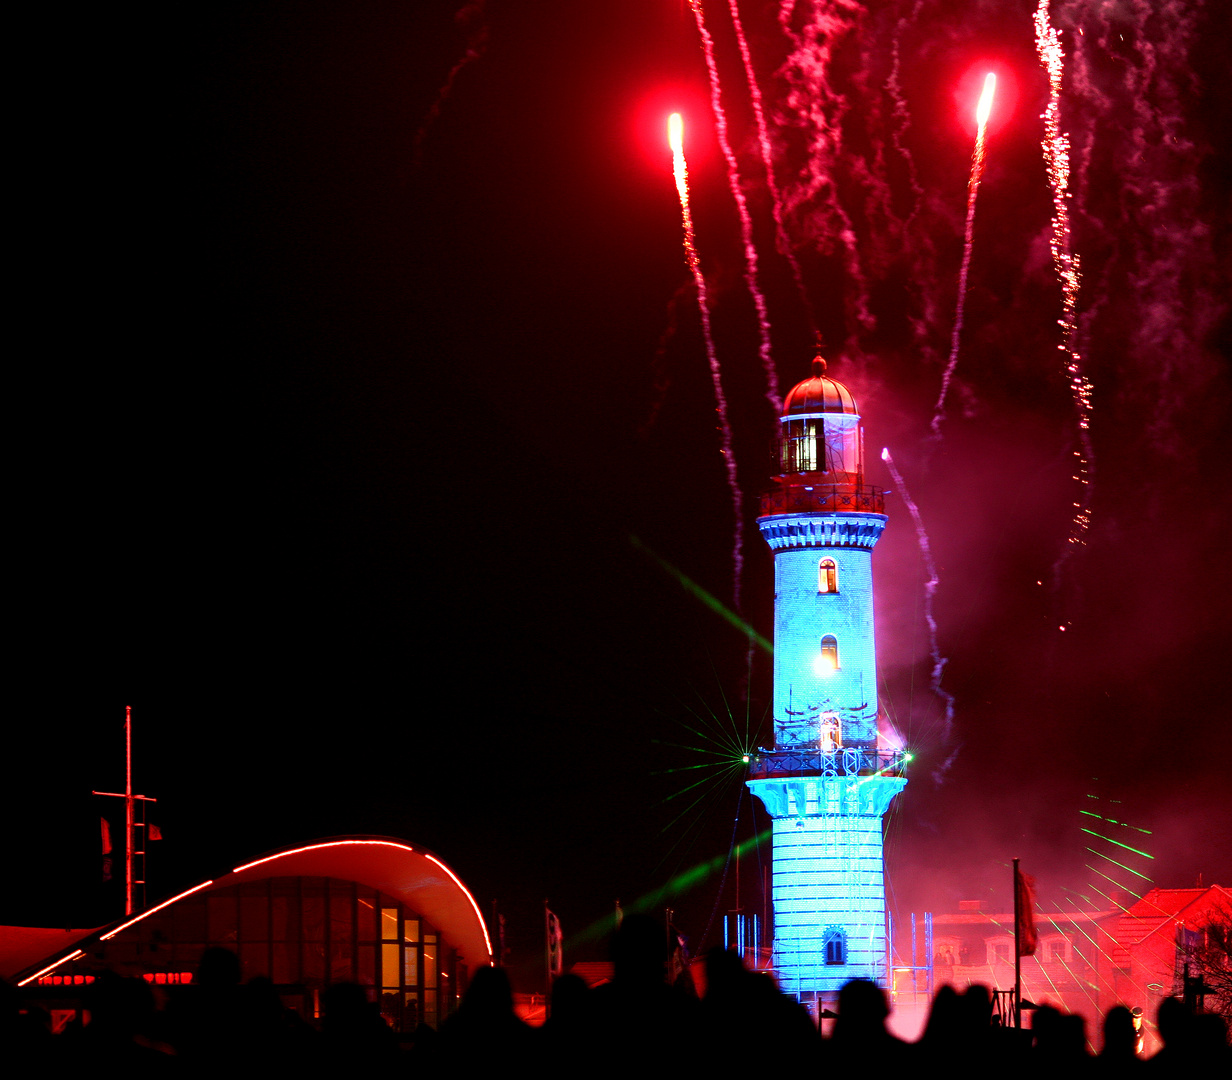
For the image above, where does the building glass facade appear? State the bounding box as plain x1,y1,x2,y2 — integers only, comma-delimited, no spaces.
33,875,463,1032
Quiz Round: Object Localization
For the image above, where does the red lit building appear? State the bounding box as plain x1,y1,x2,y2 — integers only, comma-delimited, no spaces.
895,884,1230,1052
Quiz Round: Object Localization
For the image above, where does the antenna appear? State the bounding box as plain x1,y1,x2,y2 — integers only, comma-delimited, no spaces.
93,706,158,915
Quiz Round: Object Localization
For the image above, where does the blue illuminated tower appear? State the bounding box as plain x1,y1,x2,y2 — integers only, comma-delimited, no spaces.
746,353,907,1006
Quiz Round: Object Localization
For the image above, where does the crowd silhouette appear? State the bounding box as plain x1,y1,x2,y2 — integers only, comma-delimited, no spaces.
6,916,1229,1074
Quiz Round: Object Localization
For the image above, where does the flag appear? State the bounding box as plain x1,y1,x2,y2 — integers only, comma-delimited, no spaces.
148,823,163,841
546,908,563,977
101,817,113,880
1015,862,1038,956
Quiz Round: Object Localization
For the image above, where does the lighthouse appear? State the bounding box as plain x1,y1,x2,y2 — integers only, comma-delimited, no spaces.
746,351,907,1006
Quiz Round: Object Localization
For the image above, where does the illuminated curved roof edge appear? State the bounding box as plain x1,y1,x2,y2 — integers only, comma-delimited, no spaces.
17,835,491,986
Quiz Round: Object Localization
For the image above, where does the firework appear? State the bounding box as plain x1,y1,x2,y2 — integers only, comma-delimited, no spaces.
887,0,926,226
1035,1,1093,551
413,0,490,167
669,113,745,610
774,0,873,338
931,72,996,436
881,447,955,774
726,0,817,348
689,1,780,413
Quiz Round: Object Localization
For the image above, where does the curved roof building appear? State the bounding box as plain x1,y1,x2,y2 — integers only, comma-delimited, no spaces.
13,836,491,1032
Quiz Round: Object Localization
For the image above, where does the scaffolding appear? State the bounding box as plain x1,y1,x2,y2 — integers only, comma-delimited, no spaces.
889,910,933,1009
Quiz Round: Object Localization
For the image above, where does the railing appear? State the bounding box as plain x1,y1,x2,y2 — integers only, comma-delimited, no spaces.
759,483,885,517
991,988,1018,1028
747,746,906,781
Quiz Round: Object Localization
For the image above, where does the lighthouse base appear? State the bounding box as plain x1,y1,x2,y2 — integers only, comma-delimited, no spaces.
748,773,906,999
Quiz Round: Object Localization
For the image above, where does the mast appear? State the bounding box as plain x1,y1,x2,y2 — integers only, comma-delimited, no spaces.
93,705,157,916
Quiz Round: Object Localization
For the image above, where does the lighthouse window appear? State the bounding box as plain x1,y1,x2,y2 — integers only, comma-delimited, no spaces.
823,927,847,965
780,419,819,473
824,426,845,472
818,558,838,594
818,636,839,673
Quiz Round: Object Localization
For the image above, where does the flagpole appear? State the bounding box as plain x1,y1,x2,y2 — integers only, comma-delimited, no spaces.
491,900,501,966
125,705,134,916
93,706,157,918
1013,857,1022,1029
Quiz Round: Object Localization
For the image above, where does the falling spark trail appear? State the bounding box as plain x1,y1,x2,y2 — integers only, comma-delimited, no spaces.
774,1,874,339
689,1,780,413
1036,2,1093,555
670,113,744,611
1074,1,1218,468
931,73,996,437
726,0,817,349
413,1,490,167
887,0,926,228
881,448,955,774
886,0,944,373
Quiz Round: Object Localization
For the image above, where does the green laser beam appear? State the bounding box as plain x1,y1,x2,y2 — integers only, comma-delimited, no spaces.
672,698,748,759
1044,914,1120,1004
1078,809,1152,835
657,790,719,849
630,535,772,653
572,826,775,947
1057,892,1133,953
1084,847,1154,882
688,681,753,756
1080,828,1154,859
662,770,730,805
659,767,743,839
1030,942,1083,1015
654,781,728,875
650,761,734,777
1067,888,1099,910
1082,866,1145,906
651,737,735,758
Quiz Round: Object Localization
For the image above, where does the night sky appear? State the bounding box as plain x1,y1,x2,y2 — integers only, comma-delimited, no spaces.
10,1,1230,986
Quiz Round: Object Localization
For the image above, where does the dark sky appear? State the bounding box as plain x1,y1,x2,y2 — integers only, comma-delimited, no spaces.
10,1,1230,982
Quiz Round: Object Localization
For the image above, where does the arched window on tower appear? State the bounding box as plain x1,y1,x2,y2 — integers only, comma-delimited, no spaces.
823,927,847,965
816,635,839,675
818,558,838,594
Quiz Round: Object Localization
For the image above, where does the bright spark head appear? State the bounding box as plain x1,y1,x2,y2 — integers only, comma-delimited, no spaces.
741,754,750,764
976,72,996,129
668,113,683,154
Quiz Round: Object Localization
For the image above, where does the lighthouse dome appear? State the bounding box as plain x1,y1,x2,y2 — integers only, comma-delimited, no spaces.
781,356,858,416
